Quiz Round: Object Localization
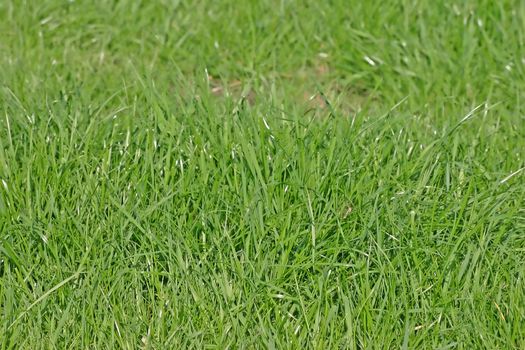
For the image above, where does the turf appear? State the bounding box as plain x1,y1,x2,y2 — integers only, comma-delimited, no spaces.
0,0,524,348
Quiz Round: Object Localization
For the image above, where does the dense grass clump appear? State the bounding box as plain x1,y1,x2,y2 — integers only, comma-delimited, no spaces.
0,1,524,348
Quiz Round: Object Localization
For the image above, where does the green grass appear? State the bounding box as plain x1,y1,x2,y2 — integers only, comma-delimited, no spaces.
1,0,524,348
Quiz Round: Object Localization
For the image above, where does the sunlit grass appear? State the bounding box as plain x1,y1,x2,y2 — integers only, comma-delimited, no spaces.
0,1,524,348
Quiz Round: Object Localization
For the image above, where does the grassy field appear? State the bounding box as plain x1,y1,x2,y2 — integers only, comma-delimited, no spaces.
1,1,524,348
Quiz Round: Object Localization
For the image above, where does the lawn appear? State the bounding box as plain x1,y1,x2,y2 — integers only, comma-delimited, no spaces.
0,0,524,348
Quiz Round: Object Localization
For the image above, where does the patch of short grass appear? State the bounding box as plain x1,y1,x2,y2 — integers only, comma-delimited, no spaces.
0,1,524,348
